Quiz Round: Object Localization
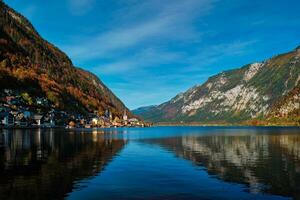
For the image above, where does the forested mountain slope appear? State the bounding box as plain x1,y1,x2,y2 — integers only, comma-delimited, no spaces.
0,1,130,116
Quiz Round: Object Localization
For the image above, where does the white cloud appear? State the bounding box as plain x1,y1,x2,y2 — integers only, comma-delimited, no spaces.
65,17,173,60
95,39,257,76
61,0,259,108
93,47,185,75
184,40,258,73
96,39,258,101
62,0,214,61
102,72,210,109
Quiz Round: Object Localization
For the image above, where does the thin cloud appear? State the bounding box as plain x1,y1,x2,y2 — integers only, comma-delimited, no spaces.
91,39,258,109
62,0,214,61
67,0,95,16
185,40,258,73
103,72,210,109
93,47,185,75
93,40,257,76
65,16,174,60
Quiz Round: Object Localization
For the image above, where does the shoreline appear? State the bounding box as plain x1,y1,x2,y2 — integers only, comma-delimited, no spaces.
154,122,300,127
1,124,299,130
154,124,300,128
0,124,151,130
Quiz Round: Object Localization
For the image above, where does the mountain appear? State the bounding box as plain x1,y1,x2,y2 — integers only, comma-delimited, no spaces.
0,1,130,117
135,46,300,124
268,82,300,124
132,105,157,115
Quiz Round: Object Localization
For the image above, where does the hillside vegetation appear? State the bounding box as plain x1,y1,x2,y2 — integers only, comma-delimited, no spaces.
0,1,130,117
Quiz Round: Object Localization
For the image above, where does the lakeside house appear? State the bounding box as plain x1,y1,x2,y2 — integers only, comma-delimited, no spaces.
0,103,147,129
6,96,21,105
33,115,44,126
128,118,140,126
1,92,147,129
43,115,55,127
0,112,15,127
15,115,28,127
123,110,128,125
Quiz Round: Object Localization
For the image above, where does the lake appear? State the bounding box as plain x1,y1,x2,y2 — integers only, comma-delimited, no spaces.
0,126,300,200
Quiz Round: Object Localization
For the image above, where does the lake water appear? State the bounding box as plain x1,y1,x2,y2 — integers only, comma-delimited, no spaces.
0,126,300,200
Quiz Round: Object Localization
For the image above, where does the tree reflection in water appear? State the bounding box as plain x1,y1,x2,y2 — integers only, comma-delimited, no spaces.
0,129,127,200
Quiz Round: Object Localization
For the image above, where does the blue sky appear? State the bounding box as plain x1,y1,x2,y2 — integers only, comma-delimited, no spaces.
5,0,300,109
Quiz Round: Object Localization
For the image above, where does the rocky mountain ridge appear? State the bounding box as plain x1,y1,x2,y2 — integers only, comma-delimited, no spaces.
135,46,300,124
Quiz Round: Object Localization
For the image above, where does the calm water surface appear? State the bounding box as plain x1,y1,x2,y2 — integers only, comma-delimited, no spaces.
0,126,300,200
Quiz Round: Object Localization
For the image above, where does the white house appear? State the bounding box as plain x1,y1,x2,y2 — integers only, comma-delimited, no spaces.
123,110,128,121
33,115,44,126
0,112,15,127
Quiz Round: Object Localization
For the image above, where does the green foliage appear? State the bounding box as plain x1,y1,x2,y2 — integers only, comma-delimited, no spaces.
21,92,33,105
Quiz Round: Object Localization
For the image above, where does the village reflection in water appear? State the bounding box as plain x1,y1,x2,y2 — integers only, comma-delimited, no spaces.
0,129,127,200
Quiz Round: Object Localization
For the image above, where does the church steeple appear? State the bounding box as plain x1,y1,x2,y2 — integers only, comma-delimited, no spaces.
123,110,128,121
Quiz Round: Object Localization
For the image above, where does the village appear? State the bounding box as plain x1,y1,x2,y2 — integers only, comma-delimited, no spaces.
0,89,147,129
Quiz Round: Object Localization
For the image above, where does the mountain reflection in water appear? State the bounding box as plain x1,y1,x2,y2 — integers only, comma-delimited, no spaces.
0,127,300,200
144,134,300,198
0,129,127,200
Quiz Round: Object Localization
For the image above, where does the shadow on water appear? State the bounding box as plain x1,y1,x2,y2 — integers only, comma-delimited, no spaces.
142,132,300,199
0,129,127,200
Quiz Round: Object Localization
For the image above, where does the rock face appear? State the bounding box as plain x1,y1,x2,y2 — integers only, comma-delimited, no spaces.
0,1,130,116
135,46,300,123
270,83,300,120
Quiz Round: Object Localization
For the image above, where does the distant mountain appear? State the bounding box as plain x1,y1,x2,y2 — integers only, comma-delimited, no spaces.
136,46,300,125
0,1,130,117
132,105,157,115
